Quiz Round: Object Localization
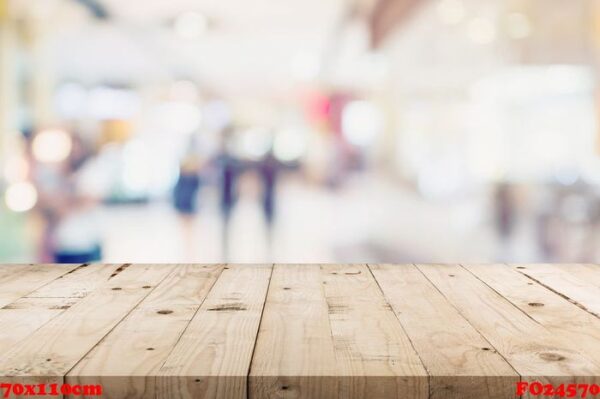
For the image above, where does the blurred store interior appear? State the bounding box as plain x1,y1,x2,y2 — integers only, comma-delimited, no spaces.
1,0,600,263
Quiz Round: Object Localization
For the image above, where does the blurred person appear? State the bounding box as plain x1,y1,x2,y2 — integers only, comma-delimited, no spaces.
535,188,563,262
34,131,105,263
258,150,280,248
493,182,517,260
173,139,203,259
213,127,239,260
174,143,202,217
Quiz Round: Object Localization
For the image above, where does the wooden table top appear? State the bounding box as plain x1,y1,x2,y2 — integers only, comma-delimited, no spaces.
0,264,599,399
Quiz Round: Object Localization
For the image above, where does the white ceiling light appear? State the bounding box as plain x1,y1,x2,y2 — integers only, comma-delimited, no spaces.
467,18,497,45
507,12,532,40
342,101,384,147
32,128,73,163
5,182,38,213
174,12,208,40
437,0,466,25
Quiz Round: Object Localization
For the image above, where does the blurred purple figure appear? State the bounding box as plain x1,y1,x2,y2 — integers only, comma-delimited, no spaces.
494,182,516,260
258,151,279,247
213,129,239,260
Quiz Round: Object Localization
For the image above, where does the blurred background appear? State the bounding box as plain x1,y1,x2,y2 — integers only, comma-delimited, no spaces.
1,0,599,264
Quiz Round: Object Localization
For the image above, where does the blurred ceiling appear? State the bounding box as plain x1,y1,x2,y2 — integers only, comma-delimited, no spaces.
8,0,595,98
13,0,353,95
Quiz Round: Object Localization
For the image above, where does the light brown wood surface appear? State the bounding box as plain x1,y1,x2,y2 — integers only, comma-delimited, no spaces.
370,264,518,399
0,264,600,399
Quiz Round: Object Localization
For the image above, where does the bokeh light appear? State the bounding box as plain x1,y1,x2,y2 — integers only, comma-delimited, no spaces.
342,101,384,147
4,182,38,213
32,128,73,163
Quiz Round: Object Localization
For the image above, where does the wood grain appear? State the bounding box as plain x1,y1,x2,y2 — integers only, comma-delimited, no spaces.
0,265,36,285
418,264,600,396
68,264,223,399
321,264,427,399
0,297,78,354
0,264,174,398
0,264,80,308
0,264,599,399
0,264,124,353
251,264,428,399
370,264,518,399
158,264,272,399
512,264,600,317
466,264,600,368
25,263,123,299
249,264,339,399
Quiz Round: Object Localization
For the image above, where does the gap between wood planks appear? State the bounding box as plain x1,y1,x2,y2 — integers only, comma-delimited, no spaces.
511,265,600,319
365,264,433,399
151,263,229,376
245,264,275,399
0,263,157,399
58,264,178,397
460,265,544,328
459,262,600,396
0,263,101,339
408,263,522,395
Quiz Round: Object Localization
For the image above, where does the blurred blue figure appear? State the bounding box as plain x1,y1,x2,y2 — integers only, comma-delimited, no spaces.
213,128,239,260
173,156,201,216
173,145,203,259
258,150,280,247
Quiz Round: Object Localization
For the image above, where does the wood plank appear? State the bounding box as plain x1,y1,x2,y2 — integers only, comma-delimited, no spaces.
0,264,175,397
553,263,600,285
157,264,272,399
249,264,339,399
512,264,600,317
320,264,427,399
562,263,600,283
250,264,428,399
465,264,600,369
67,264,223,399
0,265,35,284
370,264,518,399
417,263,600,393
0,264,80,308
25,264,124,298
0,297,79,353
0,264,124,354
